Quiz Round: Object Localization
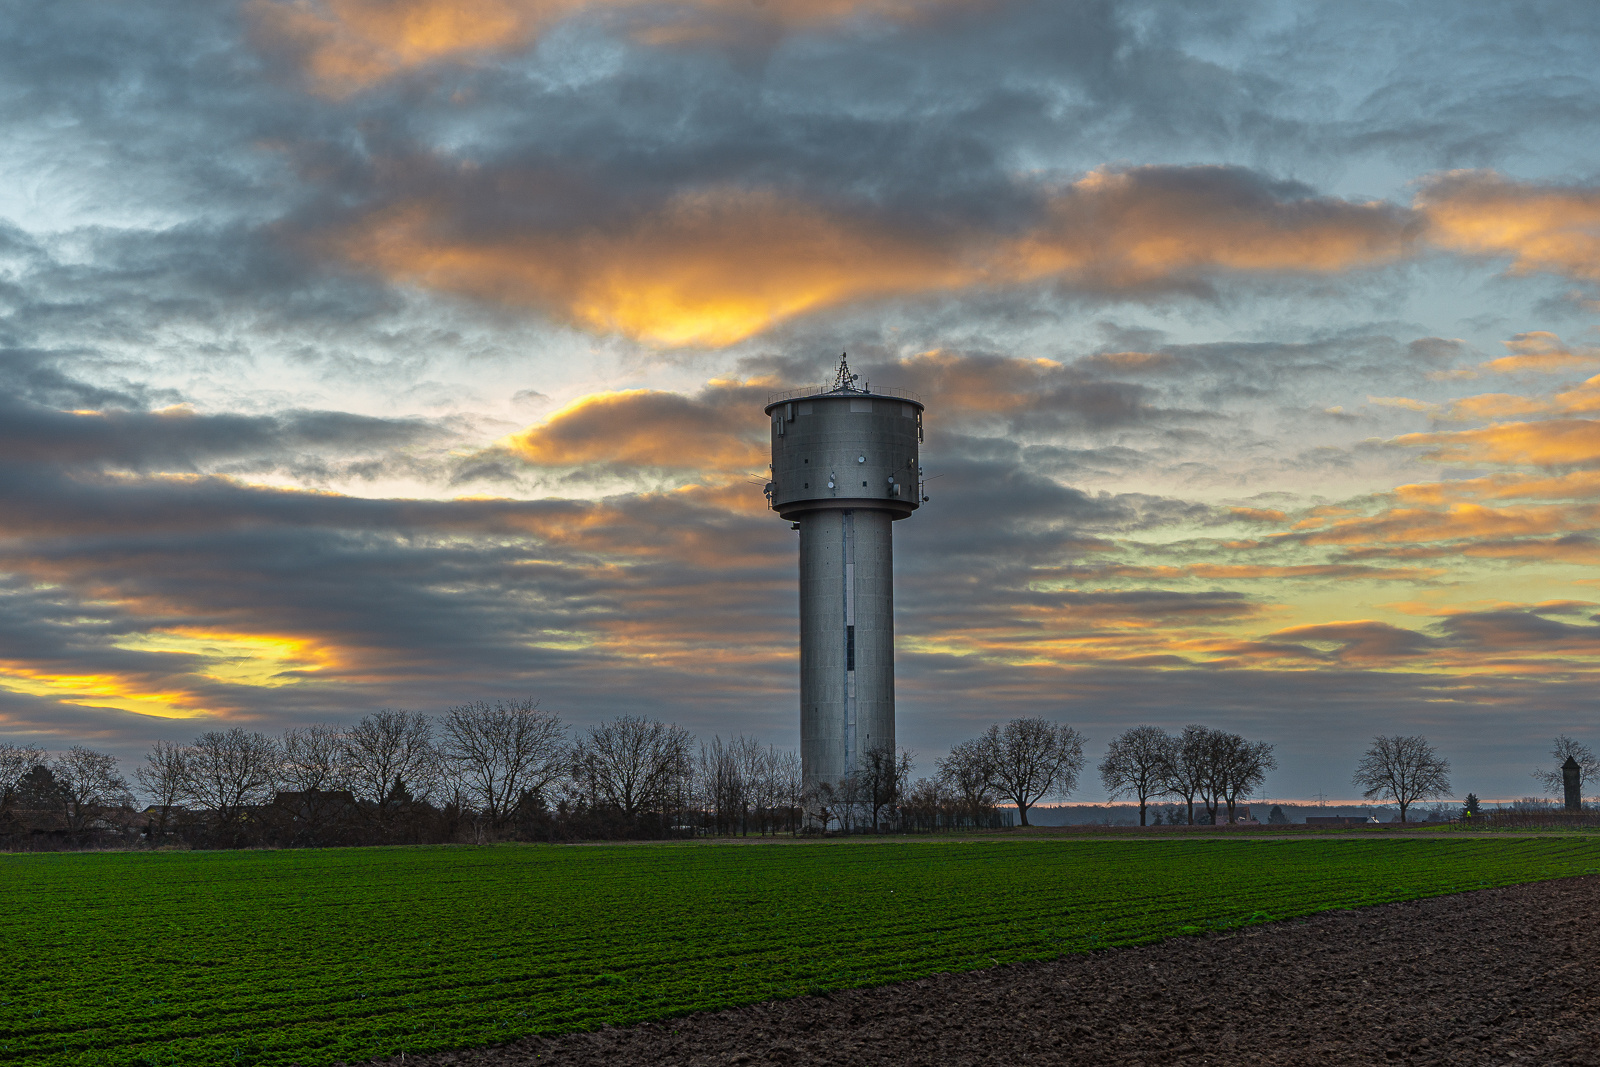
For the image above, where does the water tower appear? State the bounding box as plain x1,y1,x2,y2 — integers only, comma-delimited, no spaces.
764,355,925,808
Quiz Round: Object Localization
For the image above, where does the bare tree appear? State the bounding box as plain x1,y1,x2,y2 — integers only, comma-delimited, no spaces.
0,743,47,809
1353,735,1452,822
732,738,791,835
271,724,358,841
980,718,1086,827
770,747,803,833
183,729,280,822
829,770,867,832
901,775,951,823
344,710,438,826
860,744,914,830
1210,734,1276,824
1098,725,1176,826
736,738,771,833
51,746,133,833
280,724,350,793
135,740,189,836
698,736,746,833
1168,724,1212,824
440,699,566,828
1533,735,1597,797
573,715,693,819
804,778,840,833
937,737,999,824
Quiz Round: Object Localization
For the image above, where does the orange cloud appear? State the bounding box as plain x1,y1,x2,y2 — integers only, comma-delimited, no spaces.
501,388,764,472
1368,395,1437,413
1444,393,1549,421
1392,469,1600,506
324,165,1415,347
0,630,335,720
1007,166,1413,286
1228,507,1288,523
0,664,215,720
1185,563,1443,581
1441,365,1600,423
1418,170,1600,283
1396,418,1600,468
1480,331,1600,375
250,0,977,96
1295,501,1599,546
246,0,556,94
326,190,964,347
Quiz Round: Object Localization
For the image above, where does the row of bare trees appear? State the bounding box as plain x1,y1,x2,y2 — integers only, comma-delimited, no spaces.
1,702,814,848
16,713,1573,846
1097,724,1278,826
131,701,569,842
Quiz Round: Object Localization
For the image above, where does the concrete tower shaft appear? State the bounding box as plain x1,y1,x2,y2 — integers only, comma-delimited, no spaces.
764,359,924,800
797,509,894,789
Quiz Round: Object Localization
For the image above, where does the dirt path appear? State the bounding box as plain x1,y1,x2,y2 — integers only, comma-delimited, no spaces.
390,876,1600,1066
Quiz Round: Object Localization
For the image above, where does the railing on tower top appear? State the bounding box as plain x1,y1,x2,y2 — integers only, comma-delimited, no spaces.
765,383,923,405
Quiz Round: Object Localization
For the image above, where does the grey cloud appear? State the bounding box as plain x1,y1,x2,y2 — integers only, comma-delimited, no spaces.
1435,609,1600,651
0,401,441,473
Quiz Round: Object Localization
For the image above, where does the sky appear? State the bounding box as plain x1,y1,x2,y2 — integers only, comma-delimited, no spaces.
2,0,1599,804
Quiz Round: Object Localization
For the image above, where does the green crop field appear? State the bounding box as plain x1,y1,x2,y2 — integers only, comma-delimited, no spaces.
3,837,1596,1066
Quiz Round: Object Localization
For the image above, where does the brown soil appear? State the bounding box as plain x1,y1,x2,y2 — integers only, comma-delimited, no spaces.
391,876,1600,1066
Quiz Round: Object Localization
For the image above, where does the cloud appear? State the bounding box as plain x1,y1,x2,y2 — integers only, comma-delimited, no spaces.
875,349,1201,432
1184,563,1442,582
1444,371,1600,423
0,461,803,730
319,164,1418,347
1479,332,1600,375
1418,170,1600,284
1393,469,1600,505
1228,507,1287,523
1396,418,1600,469
322,186,968,347
1263,620,1440,664
0,400,441,475
1368,395,1437,413
1444,393,1553,422
1294,500,1599,547
248,0,986,96
1436,608,1600,656
1006,166,1416,285
492,384,766,476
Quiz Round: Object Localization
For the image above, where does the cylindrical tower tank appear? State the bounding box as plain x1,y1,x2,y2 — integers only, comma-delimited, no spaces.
763,356,924,817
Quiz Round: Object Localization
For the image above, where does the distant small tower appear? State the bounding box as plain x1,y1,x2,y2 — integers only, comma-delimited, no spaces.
764,355,925,815
1564,756,1582,813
